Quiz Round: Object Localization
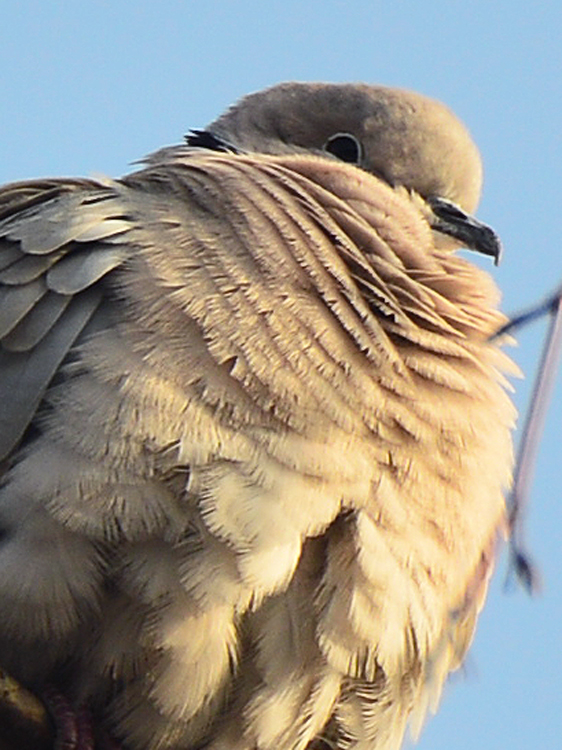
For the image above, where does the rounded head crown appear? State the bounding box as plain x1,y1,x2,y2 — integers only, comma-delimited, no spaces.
209,82,483,214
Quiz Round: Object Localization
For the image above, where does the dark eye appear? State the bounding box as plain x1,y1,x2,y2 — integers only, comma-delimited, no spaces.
323,133,362,164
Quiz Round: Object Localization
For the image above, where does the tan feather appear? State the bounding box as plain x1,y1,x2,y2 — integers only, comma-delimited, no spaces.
0,82,515,750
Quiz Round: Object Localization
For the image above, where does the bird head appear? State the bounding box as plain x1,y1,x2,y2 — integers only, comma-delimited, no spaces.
189,82,501,264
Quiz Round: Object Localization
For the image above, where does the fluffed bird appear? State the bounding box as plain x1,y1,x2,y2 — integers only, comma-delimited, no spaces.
0,82,516,750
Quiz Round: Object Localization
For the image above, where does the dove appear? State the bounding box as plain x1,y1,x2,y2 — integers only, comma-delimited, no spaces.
0,82,515,750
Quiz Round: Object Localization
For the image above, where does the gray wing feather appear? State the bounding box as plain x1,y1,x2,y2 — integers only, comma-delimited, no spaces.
1,292,72,352
73,218,132,243
0,251,61,284
0,246,25,272
0,179,132,461
0,279,46,337
0,194,110,255
46,244,127,294
0,287,101,461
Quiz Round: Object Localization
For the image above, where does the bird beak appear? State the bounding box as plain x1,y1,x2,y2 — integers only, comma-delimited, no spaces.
428,196,502,266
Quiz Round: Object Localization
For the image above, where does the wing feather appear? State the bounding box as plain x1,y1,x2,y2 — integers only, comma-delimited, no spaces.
0,180,132,460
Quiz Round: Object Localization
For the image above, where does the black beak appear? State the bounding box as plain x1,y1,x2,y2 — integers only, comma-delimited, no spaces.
428,196,502,266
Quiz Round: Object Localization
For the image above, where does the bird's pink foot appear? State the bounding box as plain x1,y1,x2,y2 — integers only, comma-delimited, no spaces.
41,687,120,750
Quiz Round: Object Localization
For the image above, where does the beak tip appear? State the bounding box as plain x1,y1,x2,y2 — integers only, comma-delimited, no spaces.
493,240,503,267
428,196,503,267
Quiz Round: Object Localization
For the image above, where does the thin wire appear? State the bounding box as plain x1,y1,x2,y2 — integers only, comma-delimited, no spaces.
502,287,562,592
492,285,562,339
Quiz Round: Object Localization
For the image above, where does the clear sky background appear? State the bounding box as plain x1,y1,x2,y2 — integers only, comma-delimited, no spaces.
1,2,561,748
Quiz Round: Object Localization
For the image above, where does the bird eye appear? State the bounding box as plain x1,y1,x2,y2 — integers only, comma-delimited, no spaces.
323,133,362,164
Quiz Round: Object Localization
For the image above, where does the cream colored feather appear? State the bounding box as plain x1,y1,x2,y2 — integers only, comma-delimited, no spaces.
0,82,516,750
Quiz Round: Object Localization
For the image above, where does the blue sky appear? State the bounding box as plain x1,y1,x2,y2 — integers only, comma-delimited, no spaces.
1,2,561,748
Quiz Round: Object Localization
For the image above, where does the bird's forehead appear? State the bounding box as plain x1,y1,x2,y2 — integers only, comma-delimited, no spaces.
213,82,457,137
